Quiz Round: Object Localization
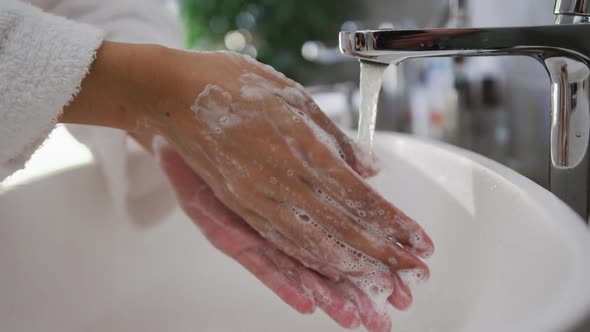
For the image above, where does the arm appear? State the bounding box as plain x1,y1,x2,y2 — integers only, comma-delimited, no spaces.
60,41,434,332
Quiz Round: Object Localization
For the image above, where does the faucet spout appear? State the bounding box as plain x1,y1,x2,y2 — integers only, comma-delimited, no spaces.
339,25,590,65
339,25,590,219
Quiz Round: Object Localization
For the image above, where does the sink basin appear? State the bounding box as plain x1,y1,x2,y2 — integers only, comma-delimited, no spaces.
1,132,590,332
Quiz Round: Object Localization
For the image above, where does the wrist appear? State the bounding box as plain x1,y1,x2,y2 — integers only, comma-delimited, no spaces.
60,41,172,131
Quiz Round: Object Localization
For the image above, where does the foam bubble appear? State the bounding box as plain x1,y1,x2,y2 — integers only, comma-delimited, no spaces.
240,85,265,101
278,100,344,161
191,84,232,116
409,232,431,256
312,186,388,238
219,116,228,125
283,203,394,310
279,86,308,106
289,206,313,224
301,218,395,311
398,268,427,287
315,285,332,305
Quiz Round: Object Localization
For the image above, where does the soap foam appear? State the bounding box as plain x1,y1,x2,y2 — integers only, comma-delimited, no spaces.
191,84,238,135
398,268,427,288
284,203,395,312
237,70,347,164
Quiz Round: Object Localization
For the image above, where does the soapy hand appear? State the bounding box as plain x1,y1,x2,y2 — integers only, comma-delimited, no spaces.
62,43,434,332
157,145,365,329
143,50,433,331
156,144,414,332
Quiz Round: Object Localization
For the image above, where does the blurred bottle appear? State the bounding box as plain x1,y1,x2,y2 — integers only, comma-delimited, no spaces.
409,67,430,137
409,58,458,140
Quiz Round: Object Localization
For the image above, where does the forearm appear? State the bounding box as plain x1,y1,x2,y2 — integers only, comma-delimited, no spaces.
59,41,213,134
60,41,161,130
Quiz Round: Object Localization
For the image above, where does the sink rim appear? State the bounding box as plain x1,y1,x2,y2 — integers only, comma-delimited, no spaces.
372,131,590,332
1,131,590,332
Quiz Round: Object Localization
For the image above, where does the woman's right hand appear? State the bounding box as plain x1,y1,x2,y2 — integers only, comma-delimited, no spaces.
61,42,434,332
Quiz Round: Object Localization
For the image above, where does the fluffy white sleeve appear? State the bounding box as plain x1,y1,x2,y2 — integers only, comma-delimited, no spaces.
0,0,104,181
51,0,183,223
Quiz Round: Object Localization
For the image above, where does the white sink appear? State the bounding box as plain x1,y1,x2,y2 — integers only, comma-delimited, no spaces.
1,132,590,332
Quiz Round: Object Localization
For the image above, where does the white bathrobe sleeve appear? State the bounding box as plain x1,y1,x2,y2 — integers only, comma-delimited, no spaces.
49,0,183,224
2,0,183,225
0,0,104,181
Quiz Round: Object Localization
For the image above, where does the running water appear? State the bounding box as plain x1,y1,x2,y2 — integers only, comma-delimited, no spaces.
358,61,389,150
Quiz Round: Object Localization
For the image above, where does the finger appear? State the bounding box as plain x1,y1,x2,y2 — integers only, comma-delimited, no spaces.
300,271,361,329
252,199,402,311
389,273,413,311
251,216,410,328
280,182,431,276
318,164,435,258
286,139,434,259
246,216,343,283
239,218,363,329
334,281,392,332
236,247,317,314
262,244,361,329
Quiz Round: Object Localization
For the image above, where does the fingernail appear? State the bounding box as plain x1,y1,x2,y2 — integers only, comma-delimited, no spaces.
291,290,316,315
342,302,362,329
409,231,435,259
389,275,413,311
296,296,317,315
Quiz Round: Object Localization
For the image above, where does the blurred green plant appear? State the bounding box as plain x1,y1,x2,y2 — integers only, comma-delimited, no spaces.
179,0,362,81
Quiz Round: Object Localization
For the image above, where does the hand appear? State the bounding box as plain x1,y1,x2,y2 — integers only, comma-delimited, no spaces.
156,144,409,332
61,42,434,332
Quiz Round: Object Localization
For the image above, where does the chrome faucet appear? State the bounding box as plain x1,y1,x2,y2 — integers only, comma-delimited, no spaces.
340,0,590,220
